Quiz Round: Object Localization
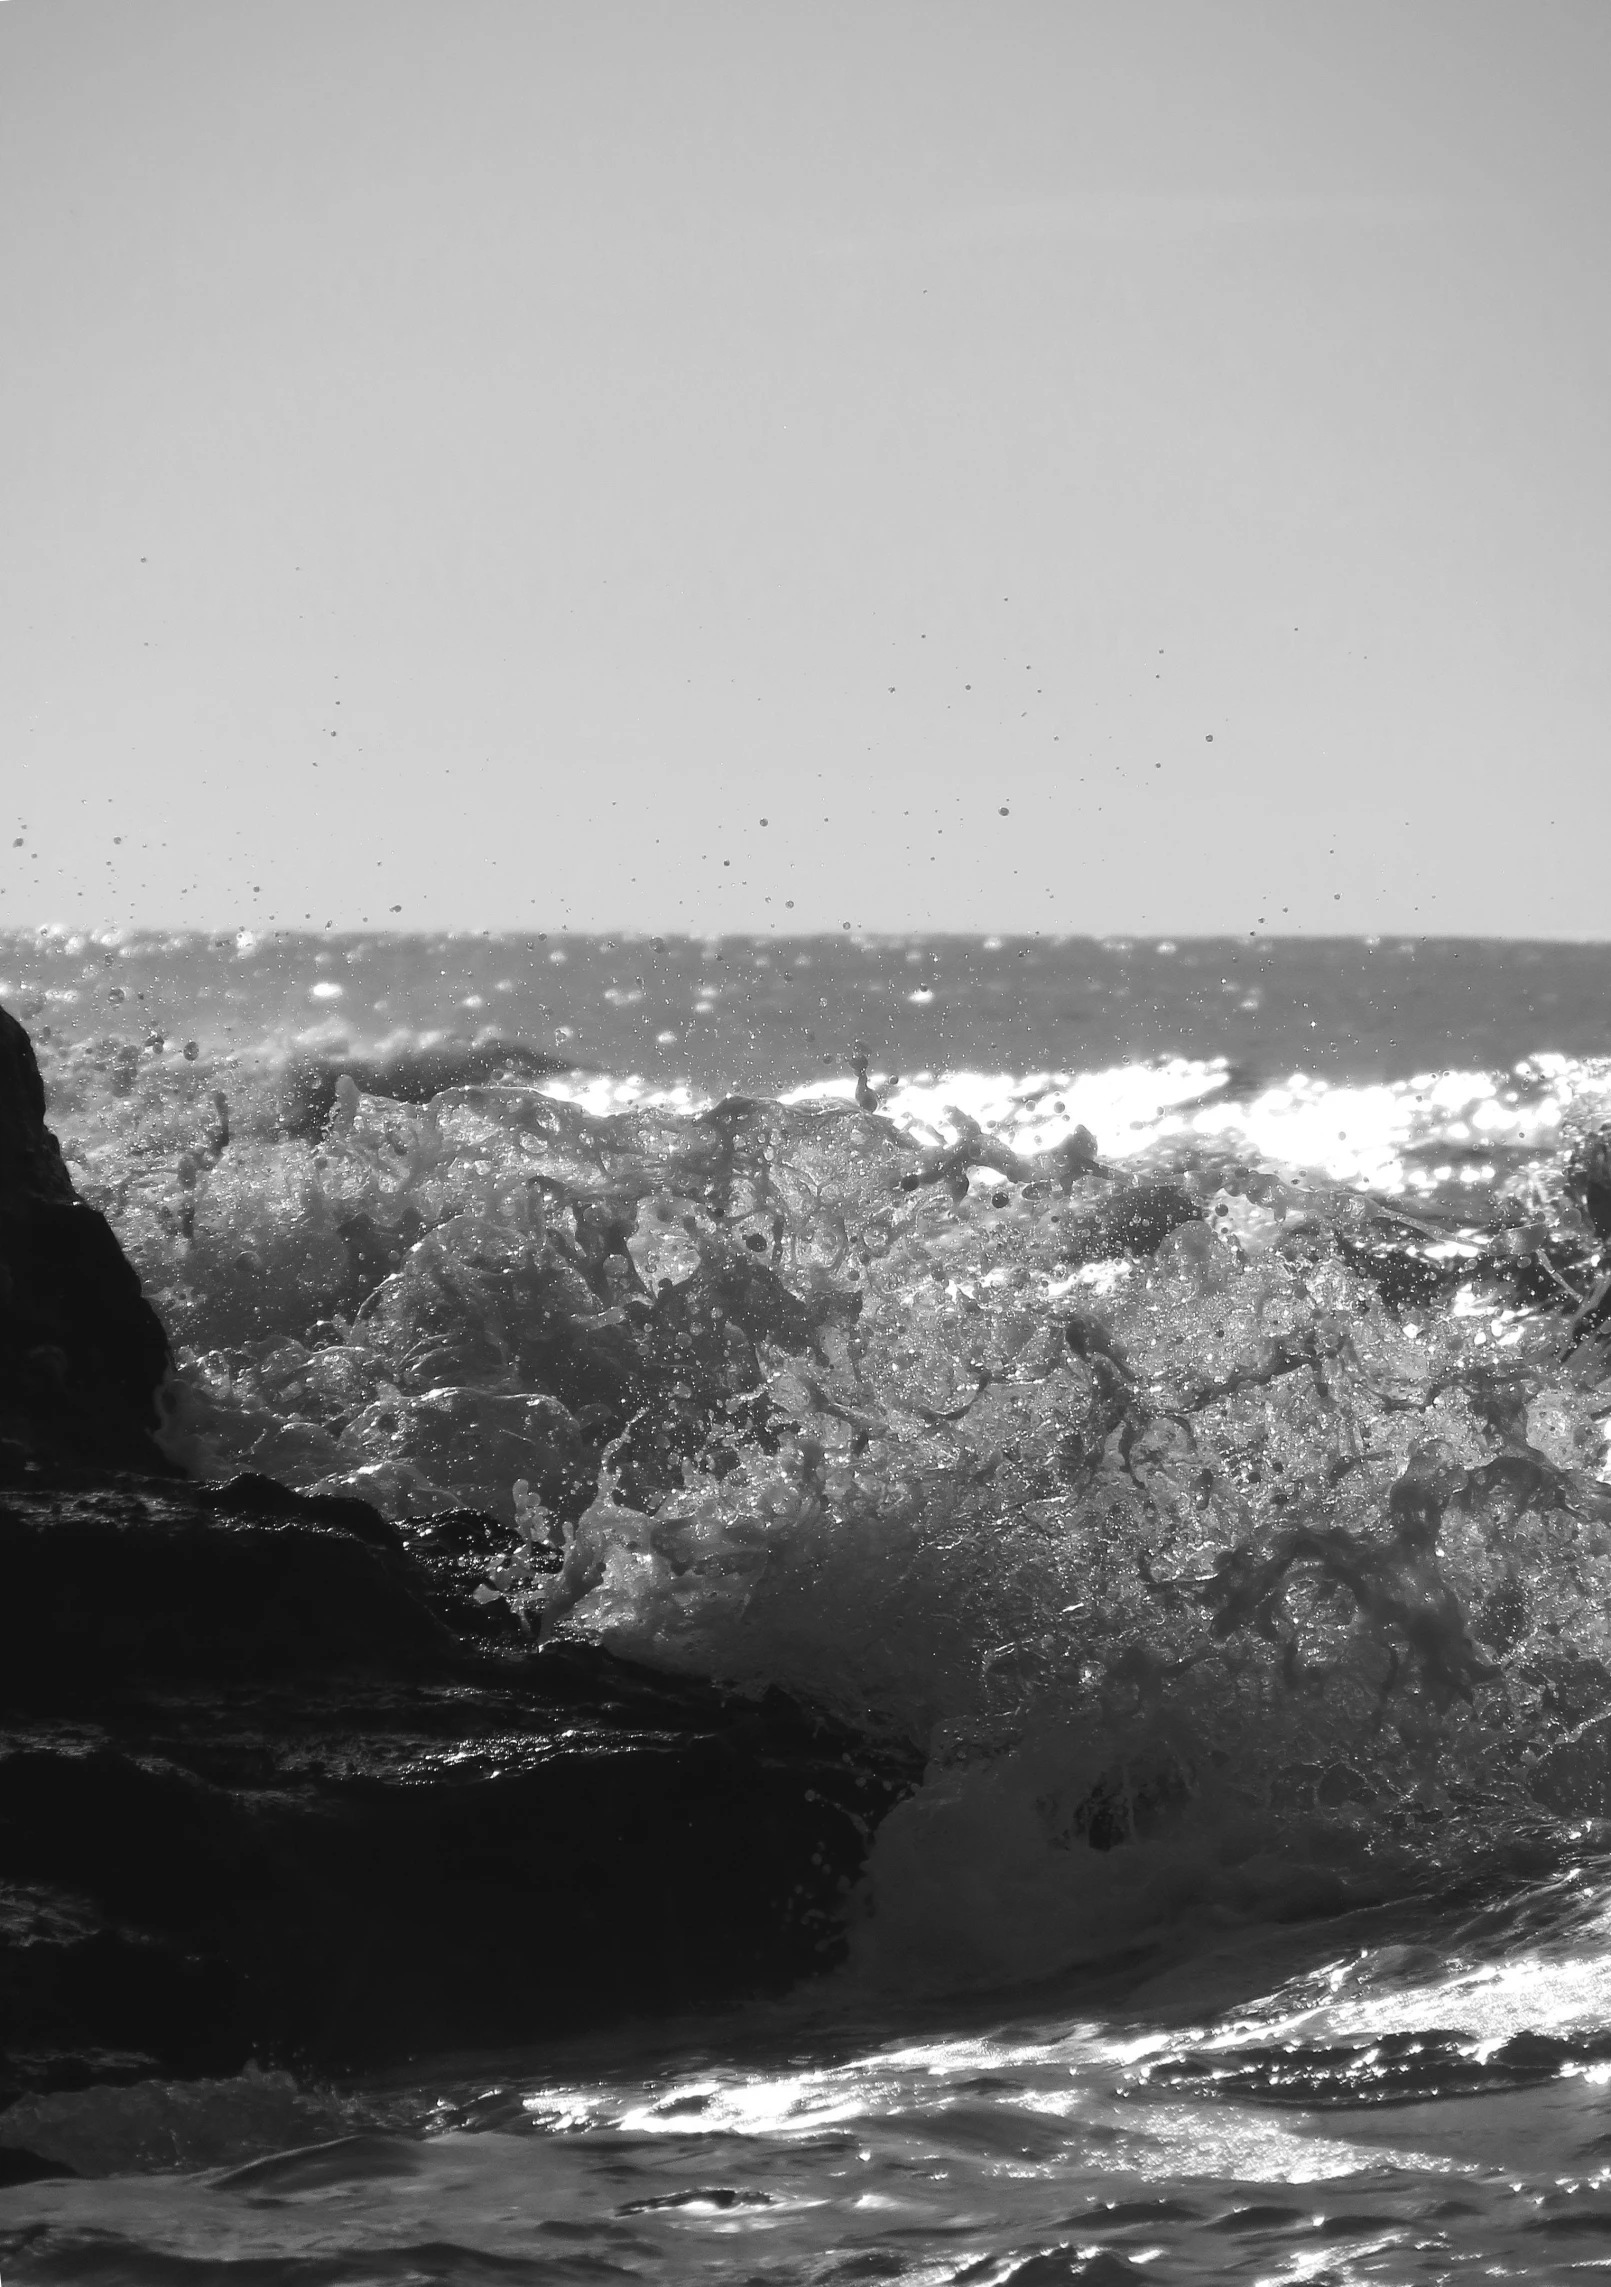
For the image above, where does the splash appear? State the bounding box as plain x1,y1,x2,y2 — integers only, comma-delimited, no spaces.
28,1013,1611,1987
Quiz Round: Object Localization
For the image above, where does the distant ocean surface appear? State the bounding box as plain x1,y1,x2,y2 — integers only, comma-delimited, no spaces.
10,924,1611,2284
4,927,1610,1095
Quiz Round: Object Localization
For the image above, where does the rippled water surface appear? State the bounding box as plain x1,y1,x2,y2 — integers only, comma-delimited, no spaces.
13,1882,1611,2281
7,929,1611,2282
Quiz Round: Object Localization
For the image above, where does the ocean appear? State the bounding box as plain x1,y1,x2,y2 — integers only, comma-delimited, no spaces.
6,925,1611,2283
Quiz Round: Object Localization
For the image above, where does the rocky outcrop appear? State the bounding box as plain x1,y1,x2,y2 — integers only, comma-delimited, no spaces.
0,1475,917,2106
0,1009,918,2107
0,1006,173,1475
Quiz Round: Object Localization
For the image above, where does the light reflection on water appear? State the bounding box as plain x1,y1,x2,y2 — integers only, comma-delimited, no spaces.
11,1884,1611,2281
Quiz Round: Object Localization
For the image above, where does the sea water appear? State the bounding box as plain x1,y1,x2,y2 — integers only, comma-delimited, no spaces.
6,928,1611,2283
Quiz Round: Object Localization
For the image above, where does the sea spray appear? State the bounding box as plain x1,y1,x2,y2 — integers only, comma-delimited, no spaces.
24,1005,1611,1984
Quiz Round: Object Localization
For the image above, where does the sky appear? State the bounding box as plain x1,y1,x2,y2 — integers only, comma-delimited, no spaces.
2,0,1608,939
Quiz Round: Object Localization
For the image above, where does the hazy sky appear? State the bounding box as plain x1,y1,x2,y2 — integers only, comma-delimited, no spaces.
3,1,1607,937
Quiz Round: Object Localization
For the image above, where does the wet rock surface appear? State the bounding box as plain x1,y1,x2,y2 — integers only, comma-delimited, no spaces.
0,1473,917,2107
0,1007,917,2109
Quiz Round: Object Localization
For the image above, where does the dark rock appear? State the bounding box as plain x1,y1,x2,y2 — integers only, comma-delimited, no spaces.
401,1506,562,1638
194,1471,406,1554
0,1485,450,1688
0,1481,918,2105
0,1005,174,1473
0,1007,915,2104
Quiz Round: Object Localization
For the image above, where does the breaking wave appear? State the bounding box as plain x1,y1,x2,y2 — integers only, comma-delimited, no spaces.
29,1013,1611,1990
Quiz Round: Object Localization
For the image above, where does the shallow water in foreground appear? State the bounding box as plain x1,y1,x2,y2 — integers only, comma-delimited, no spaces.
12,1877,1611,2280
9,932,1611,2280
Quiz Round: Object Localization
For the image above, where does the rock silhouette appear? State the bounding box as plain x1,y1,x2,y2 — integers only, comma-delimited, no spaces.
0,1007,917,2106
0,1005,173,1476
